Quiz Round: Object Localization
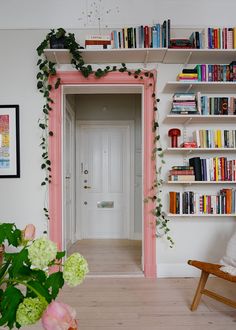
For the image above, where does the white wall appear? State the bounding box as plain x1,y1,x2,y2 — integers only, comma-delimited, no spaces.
0,1,236,276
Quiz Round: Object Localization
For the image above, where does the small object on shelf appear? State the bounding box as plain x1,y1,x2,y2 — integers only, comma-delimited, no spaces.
168,128,181,148
180,141,198,148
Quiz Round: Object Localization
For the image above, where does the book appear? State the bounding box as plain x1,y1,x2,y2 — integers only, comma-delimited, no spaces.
189,157,202,181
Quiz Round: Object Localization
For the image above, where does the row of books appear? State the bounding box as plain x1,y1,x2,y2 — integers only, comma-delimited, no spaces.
169,189,236,215
199,95,236,115
192,130,236,149
187,157,236,182
177,63,236,82
207,27,236,49
171,93,236,115
111,20,171,49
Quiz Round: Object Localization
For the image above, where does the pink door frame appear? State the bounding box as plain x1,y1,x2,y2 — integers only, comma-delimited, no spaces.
48,71,156,278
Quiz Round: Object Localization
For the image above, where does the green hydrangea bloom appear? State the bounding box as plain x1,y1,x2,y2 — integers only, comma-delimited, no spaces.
28,237,57,269
16,297,48,326
63,253,89,286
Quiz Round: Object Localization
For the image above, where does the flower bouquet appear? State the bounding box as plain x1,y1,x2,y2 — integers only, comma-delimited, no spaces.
0,223,89,329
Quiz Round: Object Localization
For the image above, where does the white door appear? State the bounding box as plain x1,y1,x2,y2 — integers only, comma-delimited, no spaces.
64,105,75,250
77,122,131,239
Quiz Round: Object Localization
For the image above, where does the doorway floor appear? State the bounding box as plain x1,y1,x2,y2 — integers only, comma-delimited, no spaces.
68,239,143,276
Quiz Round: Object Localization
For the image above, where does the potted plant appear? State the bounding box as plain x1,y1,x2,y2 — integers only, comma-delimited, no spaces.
0,223,88,329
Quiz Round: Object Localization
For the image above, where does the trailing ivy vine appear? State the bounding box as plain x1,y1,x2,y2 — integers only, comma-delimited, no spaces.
36,28,174,247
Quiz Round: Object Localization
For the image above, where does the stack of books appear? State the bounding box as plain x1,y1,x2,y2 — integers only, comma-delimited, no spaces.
193,129,236,148
169,189,236,215
171,93,198,114
177,68,198,82
168,166,195,181
85,35,112,49
189,157,236,181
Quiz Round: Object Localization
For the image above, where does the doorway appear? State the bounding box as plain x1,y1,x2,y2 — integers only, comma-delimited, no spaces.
48,71,157,278
64,93,143,275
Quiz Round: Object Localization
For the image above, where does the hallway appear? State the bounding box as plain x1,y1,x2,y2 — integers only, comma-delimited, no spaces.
68,239,143,276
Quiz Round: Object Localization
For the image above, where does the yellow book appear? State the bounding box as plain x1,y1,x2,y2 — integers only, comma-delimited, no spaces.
215,156,219,181
217,130,222,148
203,195,207,213
203,130,207,148
214,130,218,148
123,28,128,48
234,27,236,49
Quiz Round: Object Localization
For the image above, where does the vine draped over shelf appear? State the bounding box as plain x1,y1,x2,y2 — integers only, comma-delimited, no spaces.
36,28,174,247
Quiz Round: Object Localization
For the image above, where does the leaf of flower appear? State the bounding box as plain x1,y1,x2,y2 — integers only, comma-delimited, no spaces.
0,286,24,329
45,272,64,299
7,249,28,278
0,223,21,247
56,251,66,260
27,280,52,303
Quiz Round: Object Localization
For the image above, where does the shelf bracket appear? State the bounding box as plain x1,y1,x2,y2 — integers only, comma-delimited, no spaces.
184,51,192,67
144,50,149,67
186,84,193,93
184,117,193,125
53,51,61,68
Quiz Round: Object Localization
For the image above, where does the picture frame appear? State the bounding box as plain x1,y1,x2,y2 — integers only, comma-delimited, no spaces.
0,105,20,178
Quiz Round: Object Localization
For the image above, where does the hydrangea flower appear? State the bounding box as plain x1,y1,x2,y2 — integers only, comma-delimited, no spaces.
28,237,57,269
16,297,48,326
63,253,89,287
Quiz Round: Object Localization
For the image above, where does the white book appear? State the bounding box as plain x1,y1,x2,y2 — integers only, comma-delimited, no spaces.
86,34,111,41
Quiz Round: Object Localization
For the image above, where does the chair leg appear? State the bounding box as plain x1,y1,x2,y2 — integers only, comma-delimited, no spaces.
190,270,209,311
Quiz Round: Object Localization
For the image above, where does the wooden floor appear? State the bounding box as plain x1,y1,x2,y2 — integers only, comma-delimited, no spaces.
68,239,143,276
20,277,236,330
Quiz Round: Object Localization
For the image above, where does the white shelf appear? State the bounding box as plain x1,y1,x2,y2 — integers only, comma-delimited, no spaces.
44,48,167,64
167,181,236,184
163,81,236,93
44,48,236,65
163,49,236,64
165,148,236,153
164,114,236,124
167,213,236,217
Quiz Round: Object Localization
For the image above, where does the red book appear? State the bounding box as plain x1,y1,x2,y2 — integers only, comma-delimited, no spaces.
144,26,149,48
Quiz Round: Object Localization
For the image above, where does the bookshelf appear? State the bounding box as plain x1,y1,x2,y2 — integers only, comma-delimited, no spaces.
163,81,236,93
167,181,236,184
165,148,236,153
164,114,236,124
44,48,236,65
167,214,236,217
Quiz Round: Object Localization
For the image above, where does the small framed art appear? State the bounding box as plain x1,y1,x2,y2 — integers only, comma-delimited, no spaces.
0,105,20,178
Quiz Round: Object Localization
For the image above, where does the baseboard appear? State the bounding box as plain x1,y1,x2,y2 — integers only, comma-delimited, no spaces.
131,232,142,240
157,263,201,277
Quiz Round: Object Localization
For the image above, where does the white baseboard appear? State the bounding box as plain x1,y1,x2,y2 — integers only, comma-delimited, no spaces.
157,263,201,278
131,232,142,240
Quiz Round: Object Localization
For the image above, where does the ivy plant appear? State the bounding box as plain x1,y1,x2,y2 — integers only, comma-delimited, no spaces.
36,28,174,247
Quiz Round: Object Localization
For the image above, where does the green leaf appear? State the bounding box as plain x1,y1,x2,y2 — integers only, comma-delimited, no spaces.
37,81,43,89
45,272,64,300
49,131,53,136
56,251,66,260
27,280,52,303
7,249,28,278
0,224,21,247
54,78,61,89
0,286,24,328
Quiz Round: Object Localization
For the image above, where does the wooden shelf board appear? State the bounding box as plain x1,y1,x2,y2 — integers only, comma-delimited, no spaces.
164,115,236,124
163,81,236,93
167,181,236,184
167,213,236,217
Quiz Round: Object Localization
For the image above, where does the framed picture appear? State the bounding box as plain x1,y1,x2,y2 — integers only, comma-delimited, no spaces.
0,105,20,178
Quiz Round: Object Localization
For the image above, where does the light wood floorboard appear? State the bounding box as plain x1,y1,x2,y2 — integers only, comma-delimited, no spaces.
68,239,143,275
19,277,236,330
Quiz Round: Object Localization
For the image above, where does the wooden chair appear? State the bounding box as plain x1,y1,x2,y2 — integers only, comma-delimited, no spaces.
188,260,236,310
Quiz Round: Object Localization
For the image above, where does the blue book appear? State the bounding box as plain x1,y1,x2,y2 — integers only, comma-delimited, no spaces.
152,26,158,48
156,24,161,48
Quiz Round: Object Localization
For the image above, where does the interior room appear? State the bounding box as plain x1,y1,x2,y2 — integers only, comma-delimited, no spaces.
0,1,236,329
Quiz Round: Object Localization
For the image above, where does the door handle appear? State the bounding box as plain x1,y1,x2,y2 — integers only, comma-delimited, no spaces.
84,185,91,189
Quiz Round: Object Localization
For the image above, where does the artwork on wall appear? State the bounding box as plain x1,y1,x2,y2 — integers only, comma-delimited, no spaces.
0,105,20,178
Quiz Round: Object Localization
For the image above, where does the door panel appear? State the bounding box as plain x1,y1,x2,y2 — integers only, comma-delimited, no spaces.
78,124,130,239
